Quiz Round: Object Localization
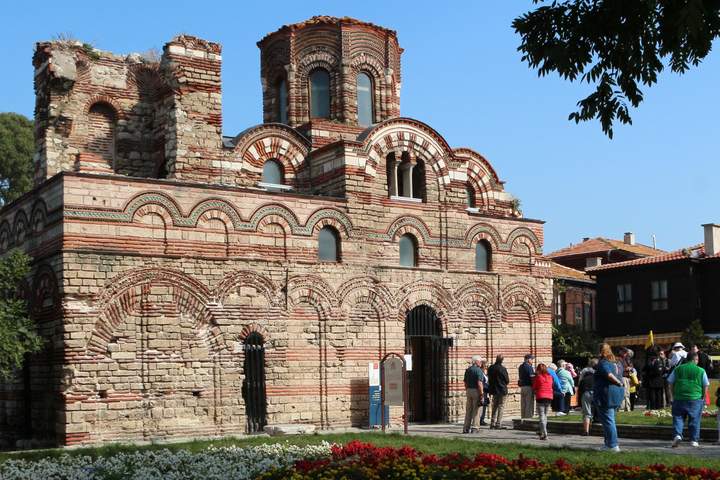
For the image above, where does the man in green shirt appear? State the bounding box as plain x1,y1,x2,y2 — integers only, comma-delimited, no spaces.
668,351,709,448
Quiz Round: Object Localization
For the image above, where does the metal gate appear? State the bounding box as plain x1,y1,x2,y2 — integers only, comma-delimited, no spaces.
242,332,267,433
405,305,449,422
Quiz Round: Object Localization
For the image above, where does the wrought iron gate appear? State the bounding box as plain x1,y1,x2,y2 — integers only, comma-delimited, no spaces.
242,332,267,433
405,305,449,422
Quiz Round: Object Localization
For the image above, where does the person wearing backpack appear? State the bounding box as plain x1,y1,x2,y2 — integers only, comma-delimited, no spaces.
578,359,597,436
593,343,625,452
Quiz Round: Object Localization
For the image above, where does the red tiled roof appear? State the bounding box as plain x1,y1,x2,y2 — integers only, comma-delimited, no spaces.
549,261,595,283
587,244,717,272
547,237,665,259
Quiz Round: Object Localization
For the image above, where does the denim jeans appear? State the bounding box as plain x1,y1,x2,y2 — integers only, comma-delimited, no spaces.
672,398,704,441
596,406,618,448
553,392,565,412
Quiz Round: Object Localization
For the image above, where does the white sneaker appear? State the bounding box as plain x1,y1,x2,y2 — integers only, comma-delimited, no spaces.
556,412,567,416
691,441,699,448
600,446,620,452
672,435,682,448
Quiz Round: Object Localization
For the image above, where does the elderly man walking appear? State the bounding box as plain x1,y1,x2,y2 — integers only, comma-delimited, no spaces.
669,351,709,448
463,356,485,434
488,354,510,429
518,354,535,418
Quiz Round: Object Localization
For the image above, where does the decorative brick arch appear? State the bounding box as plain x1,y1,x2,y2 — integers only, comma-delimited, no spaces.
232,124,310,181
188,199,243,229
238,323,269,343
349,54,386,122
82,95,122,120
132,203,173,227
359,118,453,186
13,209,29,245
454,280,499,316
122,191,184,226
286,275,338,314
500,282,545,320
0,220,11,252
506,227,542,255
297,51,342,122
31,264,60,315
88,268,221,357
247,203,301,233
30,199,48,234
305,207,353,238
337,276,394,314
395,280,454,332
214,270,279,306
464,223,503,251
386,215,433,245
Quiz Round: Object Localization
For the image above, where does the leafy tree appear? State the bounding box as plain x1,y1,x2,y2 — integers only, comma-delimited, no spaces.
0,112,34,205
681,318,709,350
552,323,601,361
0,250,42,380
513,1,720,138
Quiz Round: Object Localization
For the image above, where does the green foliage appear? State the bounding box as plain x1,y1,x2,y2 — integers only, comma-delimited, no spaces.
513,1,720,138
82,43,101,61
0,250,41,380
0,113,34,205
681,318,709,350
552,323,600,360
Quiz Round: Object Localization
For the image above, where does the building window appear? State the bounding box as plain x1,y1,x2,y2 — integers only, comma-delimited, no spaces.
574,306,582,324
399,234,418,267
386,153,425,201
309,69,330,119
651,280,668,310
261,159,284,185
87,102,116,170
475,240,491,272
616,283,632,312
466,185,476,209
356,72,373,127
276,78,288,124
554,291,565,326
583,292,593,330
318,226,340,262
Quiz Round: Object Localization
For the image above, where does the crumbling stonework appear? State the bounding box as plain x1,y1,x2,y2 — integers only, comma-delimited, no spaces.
0,16,553,447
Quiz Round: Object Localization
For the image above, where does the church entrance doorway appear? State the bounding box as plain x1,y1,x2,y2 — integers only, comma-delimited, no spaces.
242,332,267,433
405,305,448,423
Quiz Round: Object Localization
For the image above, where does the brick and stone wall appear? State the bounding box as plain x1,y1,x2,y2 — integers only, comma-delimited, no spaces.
0,16,553,447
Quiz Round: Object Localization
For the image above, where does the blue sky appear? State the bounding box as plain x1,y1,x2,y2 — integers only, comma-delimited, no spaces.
1,1,718,253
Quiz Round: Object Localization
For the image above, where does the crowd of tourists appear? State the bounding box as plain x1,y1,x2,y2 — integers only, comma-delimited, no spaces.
463,342,718,452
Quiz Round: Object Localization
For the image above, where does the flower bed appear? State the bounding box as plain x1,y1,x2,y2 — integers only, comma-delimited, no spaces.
0,442,332,480
261,440,720,480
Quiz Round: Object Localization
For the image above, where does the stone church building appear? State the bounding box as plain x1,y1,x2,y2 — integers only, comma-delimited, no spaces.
0,16,552,446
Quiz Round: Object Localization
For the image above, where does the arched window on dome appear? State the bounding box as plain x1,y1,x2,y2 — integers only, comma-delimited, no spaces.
276,77,288,124
262,159,284,185
309,69,331,119
387,152,425,202
475,240,492,272
356,72,374,127
318,226,340,262
399,233,418,268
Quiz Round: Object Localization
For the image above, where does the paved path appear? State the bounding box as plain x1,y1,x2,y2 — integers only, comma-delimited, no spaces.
401,421,720,457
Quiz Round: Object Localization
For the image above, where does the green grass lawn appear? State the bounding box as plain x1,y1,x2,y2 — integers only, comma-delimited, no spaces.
2,432,720,470
552,409,718,428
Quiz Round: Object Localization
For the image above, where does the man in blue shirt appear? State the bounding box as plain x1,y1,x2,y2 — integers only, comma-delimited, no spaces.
517,354,535,418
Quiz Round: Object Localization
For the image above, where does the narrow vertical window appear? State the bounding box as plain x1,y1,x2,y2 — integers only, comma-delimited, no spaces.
475,241,491,272
356,72,373,127
466,185,476,208
87,102,116,171
318,226,340,262
309,69,330,118
262,159,283,185
399,234,418,267
617,283,632,312
276,78,288,124
651,280,668,310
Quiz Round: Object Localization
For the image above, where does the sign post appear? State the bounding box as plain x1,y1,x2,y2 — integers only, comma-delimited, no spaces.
380,352,408,434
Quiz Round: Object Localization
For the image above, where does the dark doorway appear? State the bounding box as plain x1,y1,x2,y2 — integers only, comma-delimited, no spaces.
242,332,267,433
405,305,448,422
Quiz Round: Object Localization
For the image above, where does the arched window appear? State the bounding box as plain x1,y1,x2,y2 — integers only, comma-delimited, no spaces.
318,226,340,262
475,240,491,272
356,72,373,127
262,159,284,185
387,153,425,201
276,78,288,124
466,185,476,208
87,102,116,170
399,234,418,267
309,69,331,118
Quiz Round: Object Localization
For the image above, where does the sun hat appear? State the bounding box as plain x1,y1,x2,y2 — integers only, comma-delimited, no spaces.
672,342,685,350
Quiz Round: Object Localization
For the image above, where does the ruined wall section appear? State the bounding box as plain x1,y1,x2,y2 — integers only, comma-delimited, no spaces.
32,42,171,183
